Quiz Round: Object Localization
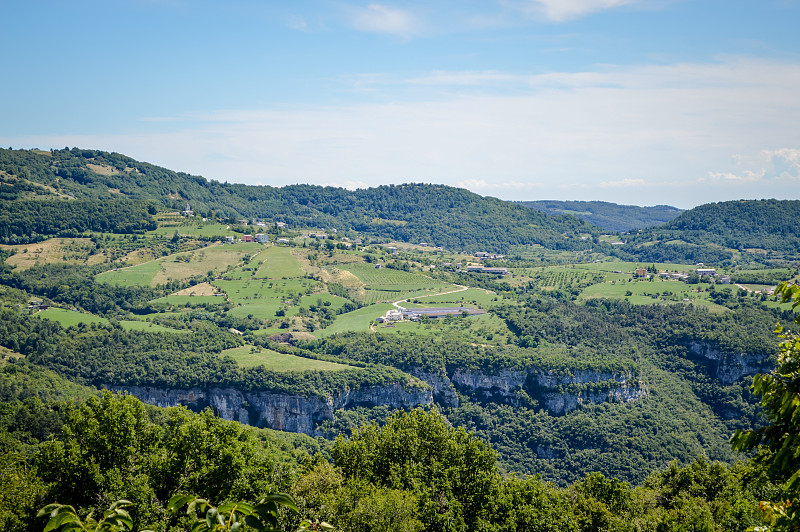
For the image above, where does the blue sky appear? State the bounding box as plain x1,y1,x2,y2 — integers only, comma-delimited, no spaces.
2,0,799,208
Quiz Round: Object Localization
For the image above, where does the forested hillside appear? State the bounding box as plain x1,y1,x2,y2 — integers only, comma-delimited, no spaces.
619,199,800,264
0,148,595,253
520,200,683,231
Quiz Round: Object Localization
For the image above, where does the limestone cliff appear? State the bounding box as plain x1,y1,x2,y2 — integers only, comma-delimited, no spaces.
688,341,772,385
408,366,647,415
114,381,432,435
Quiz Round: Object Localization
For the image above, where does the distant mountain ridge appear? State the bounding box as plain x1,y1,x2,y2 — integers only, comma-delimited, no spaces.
519,200,684,232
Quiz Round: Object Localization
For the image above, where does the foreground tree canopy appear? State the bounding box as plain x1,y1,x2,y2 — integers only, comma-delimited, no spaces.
732,281,800,530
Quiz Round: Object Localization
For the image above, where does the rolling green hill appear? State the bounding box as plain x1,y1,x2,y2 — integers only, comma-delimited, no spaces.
0,147,596,253
621,199,800,264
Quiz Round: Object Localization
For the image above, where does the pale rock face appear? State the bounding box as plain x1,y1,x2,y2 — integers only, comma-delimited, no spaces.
410,367,648,415
688,341,771,385
409,368,459,407
114,382,433,435
117,363,653,437
450,368,527,396
540,382,648,415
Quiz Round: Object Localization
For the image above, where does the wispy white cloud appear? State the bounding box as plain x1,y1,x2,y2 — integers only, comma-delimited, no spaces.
707,148,800,183
598,178,646,188
512,0,644,22
458,179,544,190
3,57,800,208
348,4,421,37
286,15,307,30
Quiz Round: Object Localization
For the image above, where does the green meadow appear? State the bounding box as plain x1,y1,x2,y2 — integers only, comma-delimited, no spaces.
316,303,394,337
36,308,108,327
254,246,305,279
578,278,728,311
406,288,500,307
97,244,254,287
119,320,189,333
221,346,353,371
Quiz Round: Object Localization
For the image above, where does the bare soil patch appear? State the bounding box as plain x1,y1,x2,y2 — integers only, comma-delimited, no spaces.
172,282,219,296
86,163,119,176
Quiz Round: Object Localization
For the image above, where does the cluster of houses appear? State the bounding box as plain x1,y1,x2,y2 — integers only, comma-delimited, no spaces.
466,265,509,275
239,219,289,229
474,251,505,260
648,266,732,284
225,234,270,244
376,306,486,323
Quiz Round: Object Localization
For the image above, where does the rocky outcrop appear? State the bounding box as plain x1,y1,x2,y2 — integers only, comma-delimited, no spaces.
409,368,459,407
114,382,432,436
451,368,527,397
539,381,648,415
688,341,771,385
408,366,647,415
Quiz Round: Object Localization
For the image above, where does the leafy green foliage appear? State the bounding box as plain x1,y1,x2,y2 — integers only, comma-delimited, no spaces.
331,409,497,532
732,281,800,530
624,199,800,264
37,500,149,532
0,199,156,244
0,263,163,316
167,493,298,532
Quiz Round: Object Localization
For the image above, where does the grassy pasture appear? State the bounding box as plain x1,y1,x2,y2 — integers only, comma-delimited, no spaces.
254,246,306,279
578,279,728,311
2,238,99,270
150,295,225,306
221,346,352,371
316,303,394,337
119,320,189,333
295,293,349,312
98,261,162,287
222,246,306,281
36,308,108,326
148,222,238,239
405,288,499,307
215,278,319,302
215,277,328,321
98,244,252,287
226,301,286,320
